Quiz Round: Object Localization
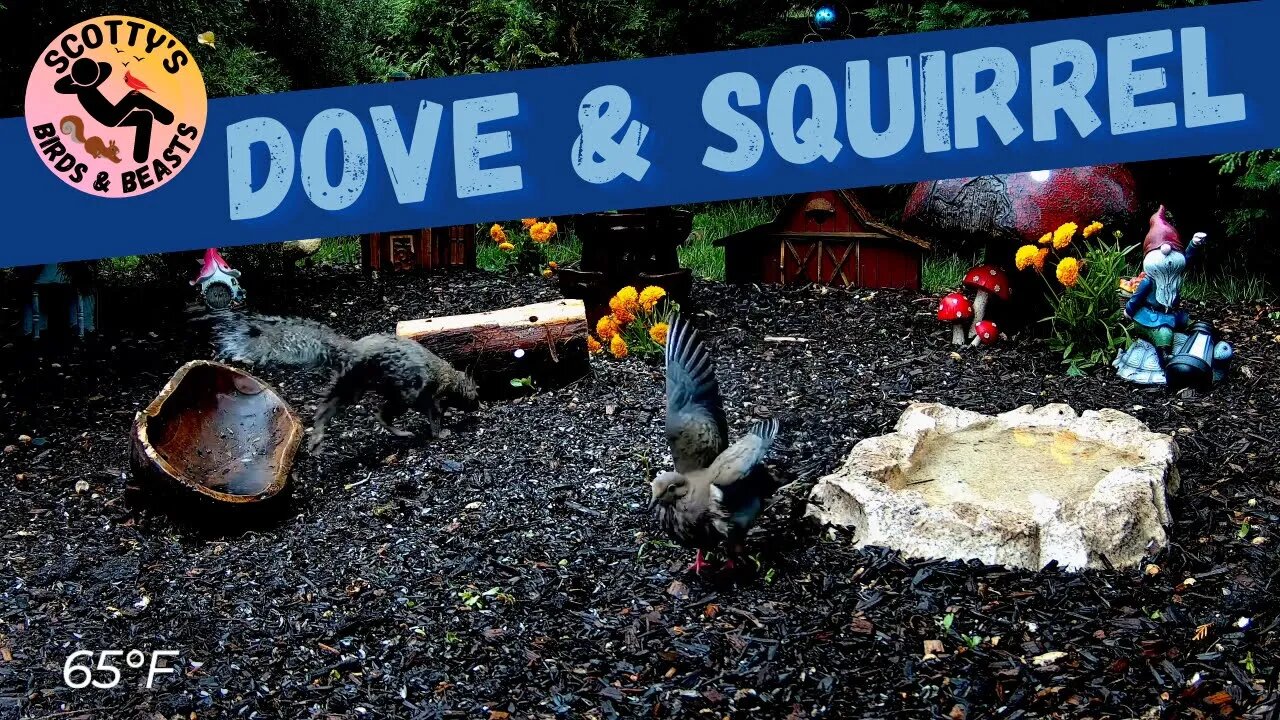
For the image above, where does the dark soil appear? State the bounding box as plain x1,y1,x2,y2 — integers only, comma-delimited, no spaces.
1,267,1277,720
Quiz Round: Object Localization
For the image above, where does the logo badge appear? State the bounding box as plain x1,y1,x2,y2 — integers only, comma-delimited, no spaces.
25,16,207,197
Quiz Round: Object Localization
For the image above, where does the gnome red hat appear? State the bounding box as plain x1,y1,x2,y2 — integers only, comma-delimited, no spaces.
1143,205,1183,255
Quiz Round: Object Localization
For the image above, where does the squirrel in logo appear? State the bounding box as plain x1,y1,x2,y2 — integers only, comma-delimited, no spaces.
59,115,121,164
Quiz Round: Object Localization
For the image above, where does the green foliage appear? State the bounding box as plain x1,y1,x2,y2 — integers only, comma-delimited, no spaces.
1039,233,1137,375
922,253,981,294
864,2,1030,35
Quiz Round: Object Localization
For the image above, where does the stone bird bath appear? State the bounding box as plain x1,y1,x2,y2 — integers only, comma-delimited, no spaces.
808,403,1179,571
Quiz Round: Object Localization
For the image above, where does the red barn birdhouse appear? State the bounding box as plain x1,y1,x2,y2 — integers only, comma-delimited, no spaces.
715,190,930,289
361,226,476,273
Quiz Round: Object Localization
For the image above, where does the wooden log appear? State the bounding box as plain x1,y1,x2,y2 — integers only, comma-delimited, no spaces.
396,299,591,399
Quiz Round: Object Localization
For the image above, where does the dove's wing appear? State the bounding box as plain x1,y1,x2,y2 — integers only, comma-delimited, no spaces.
665,314,729,473
707,418,780,488
702,418,782,535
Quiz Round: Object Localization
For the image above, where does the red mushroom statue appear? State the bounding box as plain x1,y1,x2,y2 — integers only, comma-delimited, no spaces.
970,320,999,346
962,264,1010,335
938,292,974,346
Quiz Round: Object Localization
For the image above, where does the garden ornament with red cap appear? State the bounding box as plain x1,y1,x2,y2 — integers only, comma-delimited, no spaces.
1123,206,1204,351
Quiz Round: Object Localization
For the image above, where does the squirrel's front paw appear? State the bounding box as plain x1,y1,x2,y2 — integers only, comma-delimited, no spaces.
305,432,324,455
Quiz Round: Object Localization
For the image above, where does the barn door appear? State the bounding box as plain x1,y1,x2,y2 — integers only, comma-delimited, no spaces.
817,240,857,287
779,239,819,284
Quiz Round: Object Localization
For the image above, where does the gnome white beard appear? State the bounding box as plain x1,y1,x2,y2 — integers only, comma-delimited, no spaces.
1142,250,1185,308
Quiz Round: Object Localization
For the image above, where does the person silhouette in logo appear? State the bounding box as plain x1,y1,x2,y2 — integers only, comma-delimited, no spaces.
53,57,174,164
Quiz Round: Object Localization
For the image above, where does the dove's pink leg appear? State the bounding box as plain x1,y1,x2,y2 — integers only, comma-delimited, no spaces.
687,550,708,574
722,557,736,570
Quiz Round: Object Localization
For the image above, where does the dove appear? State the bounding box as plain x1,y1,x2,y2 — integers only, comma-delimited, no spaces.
649,313,782,574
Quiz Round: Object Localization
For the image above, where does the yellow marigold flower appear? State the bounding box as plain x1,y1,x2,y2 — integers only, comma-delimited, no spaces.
521,218,538,228
587,335,602,354
614,286,640,312
595,315,618,341
541,268,552,278
498,241,515,252
545,221,558,238
1039,232,1053,246
1015,245,1039,271
1056,256,1081,287
1033,248,1049,272
489,223,507,243
639,285,667,312
609,334,628,359
1082,221,1104,238
1052,222,1078,250
649,322,669,346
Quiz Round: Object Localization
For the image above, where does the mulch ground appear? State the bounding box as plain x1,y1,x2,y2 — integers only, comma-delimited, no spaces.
0,266,1277,720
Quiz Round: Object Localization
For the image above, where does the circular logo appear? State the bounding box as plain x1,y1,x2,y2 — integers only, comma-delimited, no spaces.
24,16,207,197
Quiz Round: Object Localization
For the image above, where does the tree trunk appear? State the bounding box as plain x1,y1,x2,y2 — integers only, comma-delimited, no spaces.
396,299,591,399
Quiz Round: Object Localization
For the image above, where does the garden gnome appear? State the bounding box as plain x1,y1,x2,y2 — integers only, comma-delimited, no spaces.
1123,206,1204,354
191,248,246,310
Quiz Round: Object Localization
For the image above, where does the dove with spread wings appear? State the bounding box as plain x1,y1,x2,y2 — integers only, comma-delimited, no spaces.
649,314,782,575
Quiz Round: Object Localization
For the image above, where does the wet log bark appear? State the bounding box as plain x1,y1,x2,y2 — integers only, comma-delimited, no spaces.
396,299,591,399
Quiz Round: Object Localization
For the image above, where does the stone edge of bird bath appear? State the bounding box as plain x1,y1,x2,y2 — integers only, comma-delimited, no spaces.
806,402,1180,571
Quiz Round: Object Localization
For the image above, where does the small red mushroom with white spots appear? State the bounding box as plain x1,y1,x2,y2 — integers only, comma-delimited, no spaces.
962,264,1011,336
938,292,973,346
970,320,999,347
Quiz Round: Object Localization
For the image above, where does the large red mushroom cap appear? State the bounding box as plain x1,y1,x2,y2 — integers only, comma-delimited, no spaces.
963,264,1010,301
938,292,973,322
972,320,999,345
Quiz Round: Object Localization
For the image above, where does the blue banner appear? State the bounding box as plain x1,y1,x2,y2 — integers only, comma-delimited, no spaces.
1,2,1278,267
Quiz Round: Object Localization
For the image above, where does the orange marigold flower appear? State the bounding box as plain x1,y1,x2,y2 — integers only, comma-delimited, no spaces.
498,241,515,252
1082,221,1104,238
544,221,558,237
521,218,538,228
1056,256,1081,287
609,334,628,359
649,322,669,346
587,335,602,354
611,305,635,326
639,285,667,312
1015,245,1039,271
529,222,553,243
595,315,618,341
548,261,558,269
1032,248,1049,272
1052,222,1078,250
489,223,507,243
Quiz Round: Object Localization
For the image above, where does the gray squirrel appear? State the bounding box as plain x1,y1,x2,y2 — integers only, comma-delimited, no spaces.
202,310,479,452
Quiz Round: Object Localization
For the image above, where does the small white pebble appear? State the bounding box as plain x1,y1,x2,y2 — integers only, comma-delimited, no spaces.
1236,617,1250,629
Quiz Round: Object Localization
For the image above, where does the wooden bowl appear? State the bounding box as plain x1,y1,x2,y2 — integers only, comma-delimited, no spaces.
130,360,301,517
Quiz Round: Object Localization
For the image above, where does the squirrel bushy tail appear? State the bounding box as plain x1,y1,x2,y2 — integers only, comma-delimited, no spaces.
201,309,355,370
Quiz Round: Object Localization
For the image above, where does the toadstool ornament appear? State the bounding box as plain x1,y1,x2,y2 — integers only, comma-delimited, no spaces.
938,292,974,346
962,264,1010,335
970,320,999,347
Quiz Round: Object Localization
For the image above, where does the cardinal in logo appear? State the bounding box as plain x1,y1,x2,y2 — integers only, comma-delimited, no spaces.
123,70,154,94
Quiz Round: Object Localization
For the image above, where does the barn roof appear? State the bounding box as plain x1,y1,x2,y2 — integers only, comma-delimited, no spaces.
713,189,931,250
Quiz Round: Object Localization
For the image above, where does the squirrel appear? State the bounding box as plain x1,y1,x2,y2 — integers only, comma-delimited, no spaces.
59,115,122,164
198,309,480,453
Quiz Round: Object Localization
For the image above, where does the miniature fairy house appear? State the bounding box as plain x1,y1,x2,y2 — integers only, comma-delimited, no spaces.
715,190,930,289
360,226,476,273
